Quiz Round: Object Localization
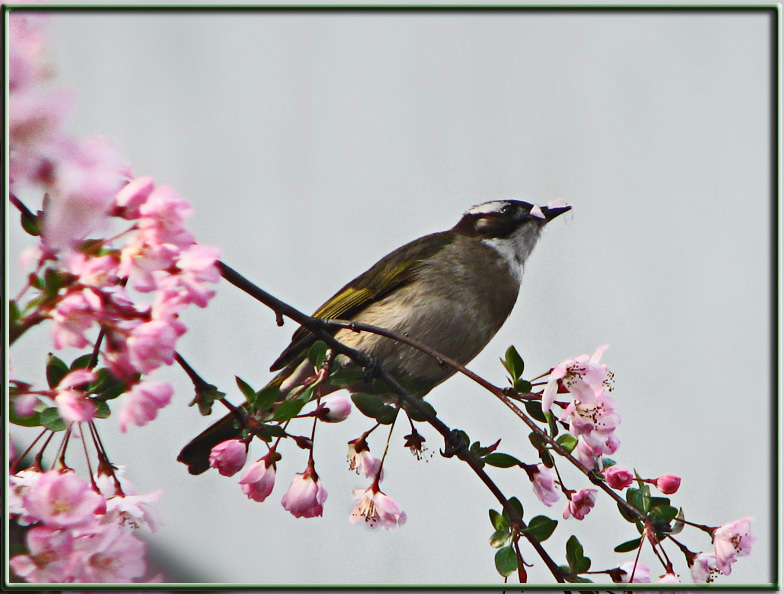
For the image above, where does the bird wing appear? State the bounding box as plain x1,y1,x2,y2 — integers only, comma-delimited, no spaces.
269,231,451,371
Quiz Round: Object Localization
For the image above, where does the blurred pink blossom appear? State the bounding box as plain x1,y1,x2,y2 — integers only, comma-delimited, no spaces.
23,470,105,527
690,551,720,582
347,439,380,479
117,381,173,433
10,525,78,582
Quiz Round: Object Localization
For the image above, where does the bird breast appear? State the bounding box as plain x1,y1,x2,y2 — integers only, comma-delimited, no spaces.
333,237,521,392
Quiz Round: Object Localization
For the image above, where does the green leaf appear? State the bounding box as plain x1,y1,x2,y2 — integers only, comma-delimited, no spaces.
40,407,67,432
94,400,111,419
351,393,386,418
190,383,226,416
404,399,437,422
235,376,257,403
375,404,399,425
617,500,640,523
489,509,509,531
565,535,591,574
555,433,578,452
328,368,365,386
489,528,510,548
513,378,532,393
483,453,522,468
21,209,41,236
507,497,524,521
253,423,288,442
613,537,642,553
90,368,127,400
10,401,41,427
502,345,524,380
46,354,70,389
10,300,21,325
253,384,280,412
494,545,518,577
526,515,558,542
671,508,685,535
271,399,306,422
648,504,679,530
540,448,554,468
524,401,547,423
70,354,94,370
307,340,329,369
547,411,559,437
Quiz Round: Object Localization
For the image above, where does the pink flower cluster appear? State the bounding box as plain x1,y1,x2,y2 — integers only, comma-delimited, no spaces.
9,469,160,583
542,345,620,468
9,14,219,433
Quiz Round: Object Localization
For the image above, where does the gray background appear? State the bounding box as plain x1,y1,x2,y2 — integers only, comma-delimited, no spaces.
8,8,775,585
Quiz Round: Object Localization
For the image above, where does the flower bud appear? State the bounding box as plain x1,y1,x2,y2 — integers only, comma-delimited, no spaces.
604,465,634,490
655,473,681,494
316,394,351,423
209,439,247,476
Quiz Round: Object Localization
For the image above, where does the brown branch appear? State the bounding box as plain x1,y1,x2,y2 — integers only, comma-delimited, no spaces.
217,261,569,585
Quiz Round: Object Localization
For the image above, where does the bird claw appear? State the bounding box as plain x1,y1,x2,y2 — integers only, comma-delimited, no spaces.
441,428,469,459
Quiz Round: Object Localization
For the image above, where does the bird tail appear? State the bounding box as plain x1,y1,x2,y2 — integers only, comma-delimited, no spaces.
177,412,243,475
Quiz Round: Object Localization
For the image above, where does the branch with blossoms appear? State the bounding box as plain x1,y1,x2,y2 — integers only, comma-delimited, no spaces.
8,12,219,584
173,262,756,585
7,10,757,587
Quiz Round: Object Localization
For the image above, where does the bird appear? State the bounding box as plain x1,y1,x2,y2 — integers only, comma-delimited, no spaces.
178,199,571,474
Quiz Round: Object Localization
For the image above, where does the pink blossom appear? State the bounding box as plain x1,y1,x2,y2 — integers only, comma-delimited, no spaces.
690,551,720,582
530,463,560,506
281,467,328,518
126,320,182,374
209,439,248,477
95,466,162,531
655,473,681,495
8,14,48,92
66,253,119,288
56,369,96,391
117,381,173,433
43,136,128,250
562,488,597,520
138,185,195,247
10,525,79,583
23,470,106,527
119,232,180,292
604,465,634,490
317,394,352,423
9,469,43,521
617,560,651,583
115,176,155,219
9,88,71,149
347,439,381,479
54,389,97,423
572,432,620,469
713,516,756,575
657,572,681,583
349,487,407,530
239,459,277,502
71,523,147,583
13,393,40,418
50,290,96,349
542,344,610,412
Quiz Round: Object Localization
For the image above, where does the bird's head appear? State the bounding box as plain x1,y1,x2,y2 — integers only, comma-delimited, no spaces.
453,199,572,280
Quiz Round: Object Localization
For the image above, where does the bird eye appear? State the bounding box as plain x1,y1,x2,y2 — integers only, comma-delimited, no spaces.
500,204,518,217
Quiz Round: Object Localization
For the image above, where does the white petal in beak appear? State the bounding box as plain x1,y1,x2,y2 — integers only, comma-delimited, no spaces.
529,204,545,219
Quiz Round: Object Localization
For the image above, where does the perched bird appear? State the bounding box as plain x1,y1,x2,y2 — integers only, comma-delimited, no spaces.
178,199,570,474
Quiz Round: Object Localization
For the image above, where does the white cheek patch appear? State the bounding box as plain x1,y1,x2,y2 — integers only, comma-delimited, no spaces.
481,237,524,284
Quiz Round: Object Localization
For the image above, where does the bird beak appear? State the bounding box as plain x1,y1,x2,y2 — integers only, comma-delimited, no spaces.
541,204,572,221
